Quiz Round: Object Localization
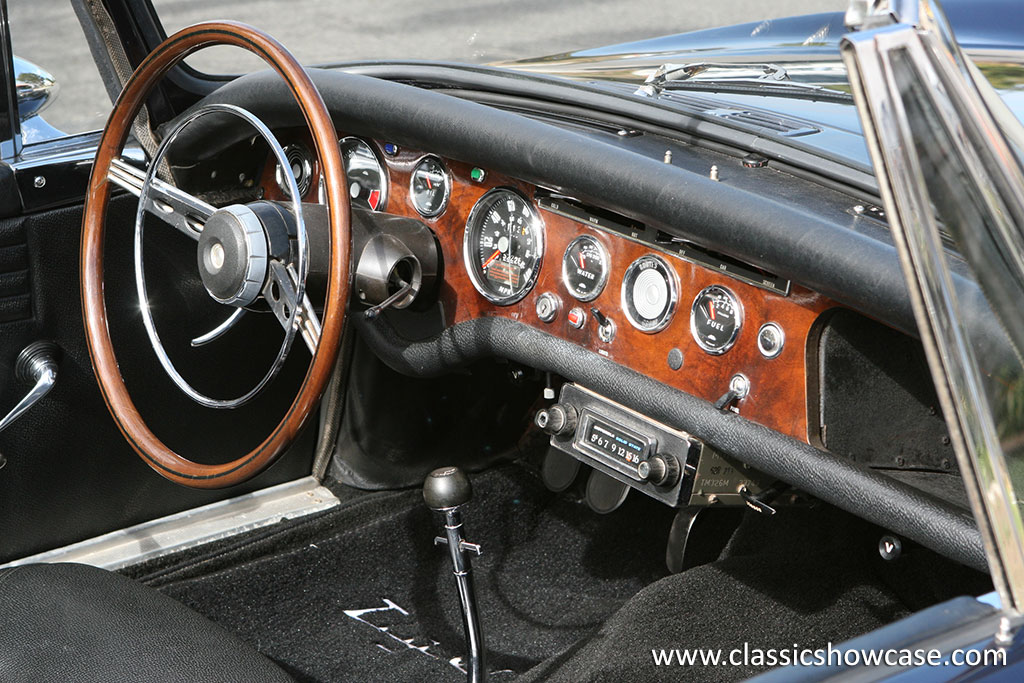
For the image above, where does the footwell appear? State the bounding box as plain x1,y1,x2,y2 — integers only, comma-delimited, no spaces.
134,464,675,681
131,463,990,682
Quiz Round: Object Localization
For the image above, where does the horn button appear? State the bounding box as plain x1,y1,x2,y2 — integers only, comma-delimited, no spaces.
197,205,269,306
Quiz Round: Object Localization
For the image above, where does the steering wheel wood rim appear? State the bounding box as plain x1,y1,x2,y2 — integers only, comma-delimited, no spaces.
81,21,350,488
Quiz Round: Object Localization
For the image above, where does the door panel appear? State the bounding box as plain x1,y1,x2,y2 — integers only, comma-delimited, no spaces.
0,195,315,563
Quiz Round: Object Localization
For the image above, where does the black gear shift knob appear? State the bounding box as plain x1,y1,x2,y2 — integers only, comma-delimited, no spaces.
424,466,472,510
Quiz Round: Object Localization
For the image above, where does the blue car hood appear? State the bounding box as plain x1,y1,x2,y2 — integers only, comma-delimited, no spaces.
499,0,1024,173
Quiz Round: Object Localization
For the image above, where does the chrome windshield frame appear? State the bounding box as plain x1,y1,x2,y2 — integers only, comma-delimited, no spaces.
841,0,1024,613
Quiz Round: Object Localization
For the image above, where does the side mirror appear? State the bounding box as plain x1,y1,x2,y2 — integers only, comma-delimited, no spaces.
13,56,58,121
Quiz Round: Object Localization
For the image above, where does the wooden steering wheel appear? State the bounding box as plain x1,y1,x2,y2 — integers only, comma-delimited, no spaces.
81,22,350,488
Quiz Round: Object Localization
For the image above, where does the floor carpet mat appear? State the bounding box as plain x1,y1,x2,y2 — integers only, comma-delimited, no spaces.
134,464,990,682
519,503,992,682
137,465,677,681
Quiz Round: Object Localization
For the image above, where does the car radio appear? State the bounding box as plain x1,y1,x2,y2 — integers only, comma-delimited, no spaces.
536,383,774,510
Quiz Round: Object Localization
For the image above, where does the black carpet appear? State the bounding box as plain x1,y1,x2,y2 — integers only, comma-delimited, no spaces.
134,465,677,681
131,465,990,682
518,504,990,682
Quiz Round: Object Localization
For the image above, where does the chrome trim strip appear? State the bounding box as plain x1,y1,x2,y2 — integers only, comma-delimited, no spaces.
1,476,339,571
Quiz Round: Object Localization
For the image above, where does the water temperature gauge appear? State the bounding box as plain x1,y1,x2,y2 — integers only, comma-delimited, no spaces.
690,285,743,355
562,235,609,302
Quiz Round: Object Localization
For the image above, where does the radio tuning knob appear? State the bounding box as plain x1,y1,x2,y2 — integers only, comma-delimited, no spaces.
638,454,681,487
535,403,578,437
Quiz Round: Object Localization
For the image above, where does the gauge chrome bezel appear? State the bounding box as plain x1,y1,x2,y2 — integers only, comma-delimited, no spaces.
274,144,313,198
409,155,451,218
339,136,389,212
463,187,545,306
562,234,610,303
620,254,679,333
690,284,744,355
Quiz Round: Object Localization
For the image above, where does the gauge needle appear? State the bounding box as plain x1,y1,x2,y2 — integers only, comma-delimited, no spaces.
707,303,716,320
579,252,586,269
426,175,433,189
482,249,501,269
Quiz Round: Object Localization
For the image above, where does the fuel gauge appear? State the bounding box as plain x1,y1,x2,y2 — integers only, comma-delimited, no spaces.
410,156,450,217
691,285,743,354
562,235,609,302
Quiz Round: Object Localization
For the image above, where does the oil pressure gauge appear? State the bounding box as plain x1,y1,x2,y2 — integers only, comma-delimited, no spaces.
562,235,609,302
410,156,450,217
691,285,743,354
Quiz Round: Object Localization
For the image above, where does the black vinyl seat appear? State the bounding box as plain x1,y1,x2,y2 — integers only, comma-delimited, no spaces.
0,563,292,682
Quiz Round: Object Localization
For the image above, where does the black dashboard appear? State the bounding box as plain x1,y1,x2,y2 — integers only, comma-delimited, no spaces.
166,65,988,571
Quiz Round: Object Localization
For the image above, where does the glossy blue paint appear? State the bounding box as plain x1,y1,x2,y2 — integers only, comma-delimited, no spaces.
504,0,1024,182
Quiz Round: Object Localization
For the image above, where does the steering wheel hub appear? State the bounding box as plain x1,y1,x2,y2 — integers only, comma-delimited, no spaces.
197,204,269,306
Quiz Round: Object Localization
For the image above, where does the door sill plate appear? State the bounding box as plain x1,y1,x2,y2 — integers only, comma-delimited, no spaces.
1,476,339,571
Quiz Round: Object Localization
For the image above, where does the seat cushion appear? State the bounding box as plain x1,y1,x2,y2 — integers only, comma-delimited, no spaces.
0,563,292,682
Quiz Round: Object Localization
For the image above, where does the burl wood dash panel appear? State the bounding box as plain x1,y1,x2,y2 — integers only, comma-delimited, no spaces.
262,134,837,444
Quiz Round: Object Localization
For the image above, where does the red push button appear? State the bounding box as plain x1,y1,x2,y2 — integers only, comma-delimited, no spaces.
567,307,586,329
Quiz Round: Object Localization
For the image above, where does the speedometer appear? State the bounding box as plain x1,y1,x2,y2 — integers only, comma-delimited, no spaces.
464,188,544,305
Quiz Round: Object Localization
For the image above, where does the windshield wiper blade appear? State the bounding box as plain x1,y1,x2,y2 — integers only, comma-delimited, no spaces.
634,62,850,102
635,62,788,97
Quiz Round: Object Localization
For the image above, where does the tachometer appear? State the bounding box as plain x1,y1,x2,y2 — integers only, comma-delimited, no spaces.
464,188,544,305
562,235,609,302
340,137,387,211
691,285,743,354
410,156,450,217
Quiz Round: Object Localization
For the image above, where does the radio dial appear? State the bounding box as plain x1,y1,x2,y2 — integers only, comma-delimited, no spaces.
638,453,681,487
536,403,578,437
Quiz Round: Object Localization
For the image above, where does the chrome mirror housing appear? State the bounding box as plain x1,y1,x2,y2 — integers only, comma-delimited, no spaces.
13,55,58,121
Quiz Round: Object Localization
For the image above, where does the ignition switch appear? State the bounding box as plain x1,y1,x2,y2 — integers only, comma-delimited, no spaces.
590,307,616,343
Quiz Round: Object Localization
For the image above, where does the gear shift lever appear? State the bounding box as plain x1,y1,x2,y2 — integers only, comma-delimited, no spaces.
424,466,487,682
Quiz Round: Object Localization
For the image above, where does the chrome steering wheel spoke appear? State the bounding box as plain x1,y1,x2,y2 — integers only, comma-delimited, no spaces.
109,156,211,240
133,103,314,409
264,260,321,355
190,308,247,347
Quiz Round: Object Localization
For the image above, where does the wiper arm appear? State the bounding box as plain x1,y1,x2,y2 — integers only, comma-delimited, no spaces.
634,62,847,100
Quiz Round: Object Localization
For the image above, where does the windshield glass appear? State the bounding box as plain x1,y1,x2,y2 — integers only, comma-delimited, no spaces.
152,0,839,74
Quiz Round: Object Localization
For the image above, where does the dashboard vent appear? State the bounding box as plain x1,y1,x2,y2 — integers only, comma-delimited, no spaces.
652,91,821,137
701,107,821,137
0,224,31,324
